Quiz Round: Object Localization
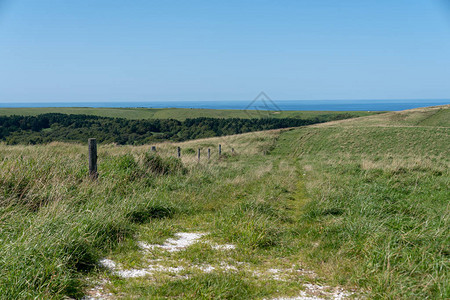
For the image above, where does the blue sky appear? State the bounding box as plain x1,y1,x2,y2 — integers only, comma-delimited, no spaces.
0,0,449,102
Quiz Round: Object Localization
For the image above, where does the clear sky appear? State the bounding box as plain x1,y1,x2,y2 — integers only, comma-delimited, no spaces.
0,0,449,103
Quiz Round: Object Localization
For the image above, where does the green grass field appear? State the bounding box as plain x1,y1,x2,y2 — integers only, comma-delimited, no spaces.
0,105,448,299
274,105,449,298
0,107,380,120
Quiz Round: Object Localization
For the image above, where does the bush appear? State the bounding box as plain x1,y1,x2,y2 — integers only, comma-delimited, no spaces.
183,148,196,154
143,153,187,175
127,200,175,224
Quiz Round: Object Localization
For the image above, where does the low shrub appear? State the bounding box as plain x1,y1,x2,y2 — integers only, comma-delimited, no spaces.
143,153,187,175
127,200,175,224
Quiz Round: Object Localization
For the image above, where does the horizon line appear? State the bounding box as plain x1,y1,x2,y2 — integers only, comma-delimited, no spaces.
1,98,450,104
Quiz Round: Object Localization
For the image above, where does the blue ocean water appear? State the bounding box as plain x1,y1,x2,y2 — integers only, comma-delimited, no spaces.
0,99,448,111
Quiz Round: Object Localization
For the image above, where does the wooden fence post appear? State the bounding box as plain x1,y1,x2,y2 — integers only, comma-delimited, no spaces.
88,138,98,179
198,148,201,162
208,148,211,160
218,144,222,156
177,147,181,158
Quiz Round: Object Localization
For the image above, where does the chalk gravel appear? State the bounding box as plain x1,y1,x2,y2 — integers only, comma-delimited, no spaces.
91,232,354,299
138,232,207,252
99,232,236,279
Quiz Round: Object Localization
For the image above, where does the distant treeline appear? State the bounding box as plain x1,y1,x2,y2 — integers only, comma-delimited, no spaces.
0,113,354,145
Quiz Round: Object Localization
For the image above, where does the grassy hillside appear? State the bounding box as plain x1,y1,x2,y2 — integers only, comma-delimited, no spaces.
274,104,449,298
0,105,448,299
0,107,380,120
1,130,314,299
313,104,449,127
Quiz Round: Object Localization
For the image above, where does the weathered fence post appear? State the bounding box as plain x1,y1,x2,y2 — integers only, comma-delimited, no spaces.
177,147,181,158
218,144,222,156
151,146,156,152
198,148,201,162
88,138,98,179
208,148,211,160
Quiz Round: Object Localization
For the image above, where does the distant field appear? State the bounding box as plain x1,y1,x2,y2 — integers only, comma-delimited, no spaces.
0,107,381,120
311,104,450,128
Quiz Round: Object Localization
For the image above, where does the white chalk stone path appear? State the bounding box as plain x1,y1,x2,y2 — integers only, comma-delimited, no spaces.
85,232,355,299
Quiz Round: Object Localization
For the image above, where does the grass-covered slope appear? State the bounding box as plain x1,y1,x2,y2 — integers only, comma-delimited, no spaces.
0,105,447,299
1,131,312,299
314,104,450,127
0,106,379,120
274,105,449,298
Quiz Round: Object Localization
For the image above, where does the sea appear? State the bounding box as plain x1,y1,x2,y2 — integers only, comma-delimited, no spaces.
0,99,448,111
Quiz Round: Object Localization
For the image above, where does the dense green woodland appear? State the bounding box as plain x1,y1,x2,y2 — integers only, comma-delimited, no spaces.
0,113,356,145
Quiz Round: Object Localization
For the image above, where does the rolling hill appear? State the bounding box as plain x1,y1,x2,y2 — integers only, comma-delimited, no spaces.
0,105,447,299
0,106,379,120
